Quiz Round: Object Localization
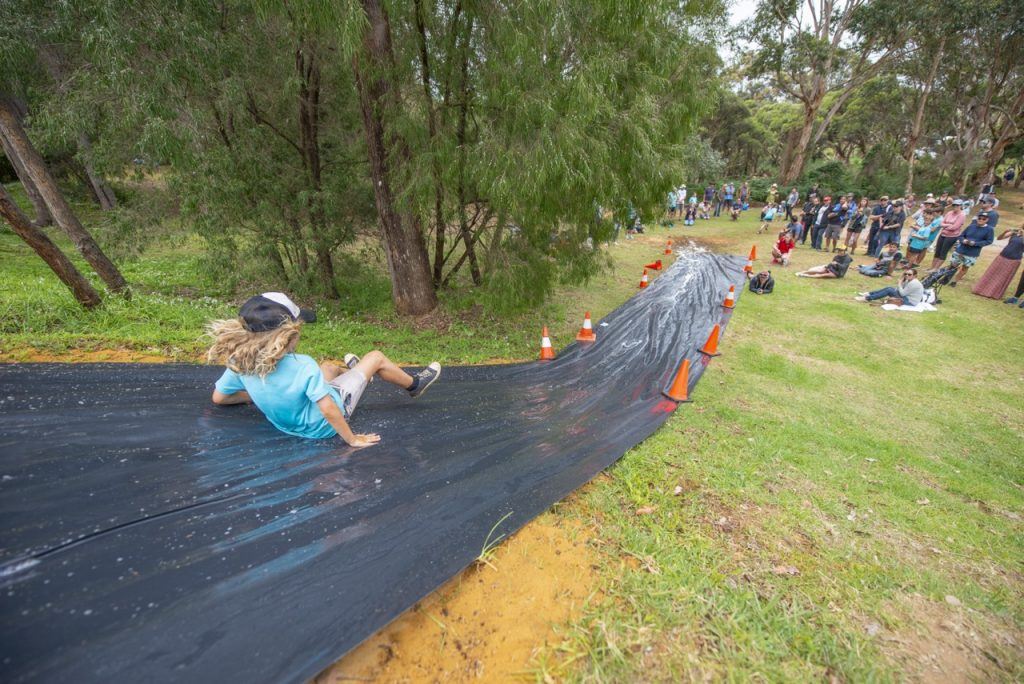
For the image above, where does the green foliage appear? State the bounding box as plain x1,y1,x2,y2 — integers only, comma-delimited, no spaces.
796,160,853,196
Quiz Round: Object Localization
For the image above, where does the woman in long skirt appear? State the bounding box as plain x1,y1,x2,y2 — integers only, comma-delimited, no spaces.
972,226,1024,299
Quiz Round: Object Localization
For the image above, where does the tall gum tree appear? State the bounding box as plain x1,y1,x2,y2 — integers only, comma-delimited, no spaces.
744,0,907,184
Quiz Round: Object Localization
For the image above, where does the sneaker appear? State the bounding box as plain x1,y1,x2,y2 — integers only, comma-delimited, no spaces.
1005,297,1019,304
408,362,441,398
854,295,867,302
1019,299,1024,309
343,353,360,370
948,281,957,288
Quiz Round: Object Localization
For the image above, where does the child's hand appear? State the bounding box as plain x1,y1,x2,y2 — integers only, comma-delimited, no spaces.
348,433,381,448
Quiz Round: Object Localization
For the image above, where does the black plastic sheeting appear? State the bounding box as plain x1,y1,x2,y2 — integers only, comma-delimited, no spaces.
0,248,745,684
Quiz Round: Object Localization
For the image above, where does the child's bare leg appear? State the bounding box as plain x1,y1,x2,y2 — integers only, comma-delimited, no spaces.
353,350,414,389
320,361,343,382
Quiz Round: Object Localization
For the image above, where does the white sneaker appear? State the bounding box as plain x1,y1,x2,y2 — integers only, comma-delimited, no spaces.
854,295,867,302
343,353,360,370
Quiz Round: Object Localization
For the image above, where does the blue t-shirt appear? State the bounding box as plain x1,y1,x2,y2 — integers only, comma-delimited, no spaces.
215,353,341,439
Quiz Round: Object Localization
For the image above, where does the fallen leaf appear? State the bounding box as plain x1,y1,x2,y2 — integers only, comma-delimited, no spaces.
847,511,857,521
865,621,882,637
865,458,878,463
916,498,931,506
771,565,800,576
945,595,962,607
635,506,656,516
673,485,684,496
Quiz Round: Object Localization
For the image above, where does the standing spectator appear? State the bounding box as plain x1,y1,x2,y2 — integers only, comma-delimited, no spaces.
667,190,678,219
808,183,820,199
936,190,951,210
772,229,795,266
875,199,906,255
1005,167,1016,184
972,226,1023,299
739,181,749,209
844,198,869,254
713,185,723,217
757,203,777,233
855,268,924,306
866,196,892,256
904,193,917,216
785,187,800,221
979,195,999,230
823,196,847,253
810,196,831,250
949,211,995,287
906,205,942,266
704,183,715,204
677,185,687,214
801,195,820,244
930,199,966,270
718,181,735,217
766,182,779,205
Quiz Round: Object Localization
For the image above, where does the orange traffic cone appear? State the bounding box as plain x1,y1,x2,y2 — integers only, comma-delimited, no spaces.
748,244,757,261
722,285,736,309
743,258,753,274
697,324,721,357
576,312,596,342
662,358,693,402
664,240,673,255
639,269,649,289
539,326,555,360
644,259,663,270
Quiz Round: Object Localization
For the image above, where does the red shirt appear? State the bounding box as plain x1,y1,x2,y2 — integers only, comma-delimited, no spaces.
776,236,794,254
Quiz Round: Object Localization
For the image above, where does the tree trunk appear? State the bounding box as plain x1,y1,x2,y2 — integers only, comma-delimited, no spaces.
296,40,340,299
781,101,819,185
454,16,481,286
0,183,101,308
972,87,1024,190
413,0,448,288
904,38,946,195
353,0,438,315
0,95,128,295
0,128,52,225
77,132,117,210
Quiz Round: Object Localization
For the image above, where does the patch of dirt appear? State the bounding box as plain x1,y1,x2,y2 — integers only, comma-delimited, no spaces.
0,347,174,363
315,513,597,683
880,593,1022,682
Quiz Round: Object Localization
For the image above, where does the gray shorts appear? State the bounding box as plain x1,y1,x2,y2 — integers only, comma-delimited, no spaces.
328,369,369,418
824,224,843,239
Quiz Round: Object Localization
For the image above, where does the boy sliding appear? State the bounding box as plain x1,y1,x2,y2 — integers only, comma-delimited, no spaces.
207,292,440,448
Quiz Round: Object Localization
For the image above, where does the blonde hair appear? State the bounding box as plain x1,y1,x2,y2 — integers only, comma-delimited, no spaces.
205,318,302,378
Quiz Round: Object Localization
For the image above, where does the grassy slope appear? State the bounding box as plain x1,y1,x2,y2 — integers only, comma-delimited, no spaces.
2,182,1022,680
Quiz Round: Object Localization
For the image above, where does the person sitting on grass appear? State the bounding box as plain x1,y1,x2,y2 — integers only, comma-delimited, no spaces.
795,245,854,279
854,268,924,306
857,242,904,278
684,200,697,225
787,213,804,242
757,203,777,234
698,200,711,220
772,229,795,266
207,292,441,448
749,270,775,294
730,201,742,221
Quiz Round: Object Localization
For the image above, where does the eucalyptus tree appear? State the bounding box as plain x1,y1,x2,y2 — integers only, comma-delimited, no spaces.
742,0,909,184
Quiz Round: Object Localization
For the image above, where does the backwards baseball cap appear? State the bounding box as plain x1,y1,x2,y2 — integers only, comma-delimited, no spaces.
238,292,316,333
981,195,996,204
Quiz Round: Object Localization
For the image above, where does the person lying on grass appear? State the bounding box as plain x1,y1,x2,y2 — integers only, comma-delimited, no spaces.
749,270,775,294
795,245,854,279
854,268,924,306
207,292,441,448
857,242,904,278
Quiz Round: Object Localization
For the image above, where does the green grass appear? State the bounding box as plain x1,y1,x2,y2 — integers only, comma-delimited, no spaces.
2,181,1023,680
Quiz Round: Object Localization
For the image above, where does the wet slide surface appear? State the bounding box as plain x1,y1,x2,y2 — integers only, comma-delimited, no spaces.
0,249,744,683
